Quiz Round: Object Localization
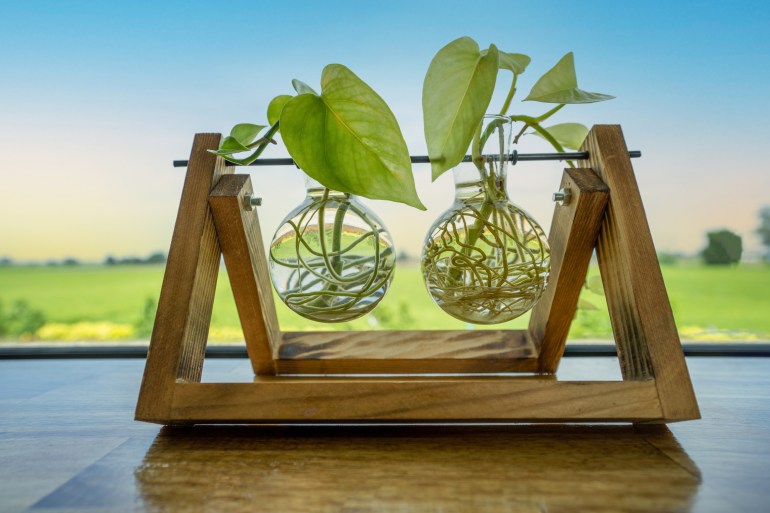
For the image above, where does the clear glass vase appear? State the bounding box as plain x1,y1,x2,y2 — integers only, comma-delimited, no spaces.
269,176,396,323
421,115,551,324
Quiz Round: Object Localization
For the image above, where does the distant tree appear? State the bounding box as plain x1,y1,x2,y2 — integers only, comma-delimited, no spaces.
702,229,742,265
145,252,167,264
0,257,13,266
62,258,80,266
757,206,770,261
103,252,166,266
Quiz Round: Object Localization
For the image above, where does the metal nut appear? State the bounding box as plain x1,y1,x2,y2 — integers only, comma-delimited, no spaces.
552,188,572,206
243,193,262,211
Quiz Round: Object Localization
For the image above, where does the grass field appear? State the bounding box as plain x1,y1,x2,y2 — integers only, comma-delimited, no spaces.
0,262,768,341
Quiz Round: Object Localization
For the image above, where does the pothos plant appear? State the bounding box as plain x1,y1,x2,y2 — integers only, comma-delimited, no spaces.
423,36,614,179
210,64,424,322
210,64,425,210
211,40,614,323
419,36,614,324
212,39,613,209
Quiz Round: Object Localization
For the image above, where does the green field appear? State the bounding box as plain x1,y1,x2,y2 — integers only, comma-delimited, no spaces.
0,263,768,341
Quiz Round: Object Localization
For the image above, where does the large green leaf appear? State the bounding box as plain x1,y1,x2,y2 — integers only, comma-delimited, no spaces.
534,122,590,150
291,79,317,95
280,64,425,210
267,95,292,125
498,51,530,75
423,37,499,180
524,52,614,104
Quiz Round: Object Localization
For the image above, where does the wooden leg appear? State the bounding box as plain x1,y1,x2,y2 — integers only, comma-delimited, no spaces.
209,174,279,376
529,168,609,373
135,133,229,423
582,125,700,421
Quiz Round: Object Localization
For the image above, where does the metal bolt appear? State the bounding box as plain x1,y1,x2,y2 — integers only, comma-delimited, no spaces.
552,188,572,206
243,193,262,211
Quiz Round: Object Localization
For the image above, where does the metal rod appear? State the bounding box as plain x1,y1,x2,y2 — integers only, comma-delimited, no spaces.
172,150,641,168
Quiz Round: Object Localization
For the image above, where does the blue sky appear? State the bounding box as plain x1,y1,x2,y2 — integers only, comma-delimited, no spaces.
1,0,769,260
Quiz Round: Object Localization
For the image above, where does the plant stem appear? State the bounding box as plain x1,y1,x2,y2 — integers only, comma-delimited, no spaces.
452,121,508,284
242,122,281,164
527,122,574,167
535,103,565,122
508,110,574,166
498,73,518,116
331,197,349,276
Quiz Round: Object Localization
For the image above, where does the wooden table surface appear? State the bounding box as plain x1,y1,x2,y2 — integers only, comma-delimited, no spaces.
0,356,767,512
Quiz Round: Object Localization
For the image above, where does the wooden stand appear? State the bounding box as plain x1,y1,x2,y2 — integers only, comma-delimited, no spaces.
135,125,700,425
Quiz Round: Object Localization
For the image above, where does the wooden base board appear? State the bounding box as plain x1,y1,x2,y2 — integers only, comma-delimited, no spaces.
167,379,662,424
275,329,538,374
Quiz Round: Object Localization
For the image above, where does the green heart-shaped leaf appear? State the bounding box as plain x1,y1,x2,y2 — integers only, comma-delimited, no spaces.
423,37,499,180
281,64,425,210
498,51,530,75
524,52,614,104
267,95,292,125
291,79,318,95
229,124,265,147
534,123,589,150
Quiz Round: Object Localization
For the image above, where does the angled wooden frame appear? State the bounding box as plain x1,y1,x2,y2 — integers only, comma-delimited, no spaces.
135,125,699,425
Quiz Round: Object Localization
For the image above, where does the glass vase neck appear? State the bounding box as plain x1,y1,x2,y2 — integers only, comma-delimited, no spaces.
454,114,512,202
304,175,350,199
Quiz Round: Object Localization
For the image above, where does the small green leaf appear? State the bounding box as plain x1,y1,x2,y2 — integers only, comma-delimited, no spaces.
292,79,318,95
585,275,605,296
498,51,530,75
229,123,265,146
267,95,292,125
281,64,425,210
525,52,614,104
217,136,250,154
209,148,260,165
423,37,499,180
534,123,589,150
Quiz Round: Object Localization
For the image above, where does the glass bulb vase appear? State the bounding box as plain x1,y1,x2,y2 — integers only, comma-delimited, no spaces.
269,177,396,323
421,115,551,324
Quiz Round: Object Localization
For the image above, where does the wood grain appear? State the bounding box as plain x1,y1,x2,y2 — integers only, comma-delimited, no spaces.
209,174,278,375
168,379,663,423
135,133,229,423
581,125,700,421
529,168,609,373
8,357,767,513
136,424,700,513
276,329,538,374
